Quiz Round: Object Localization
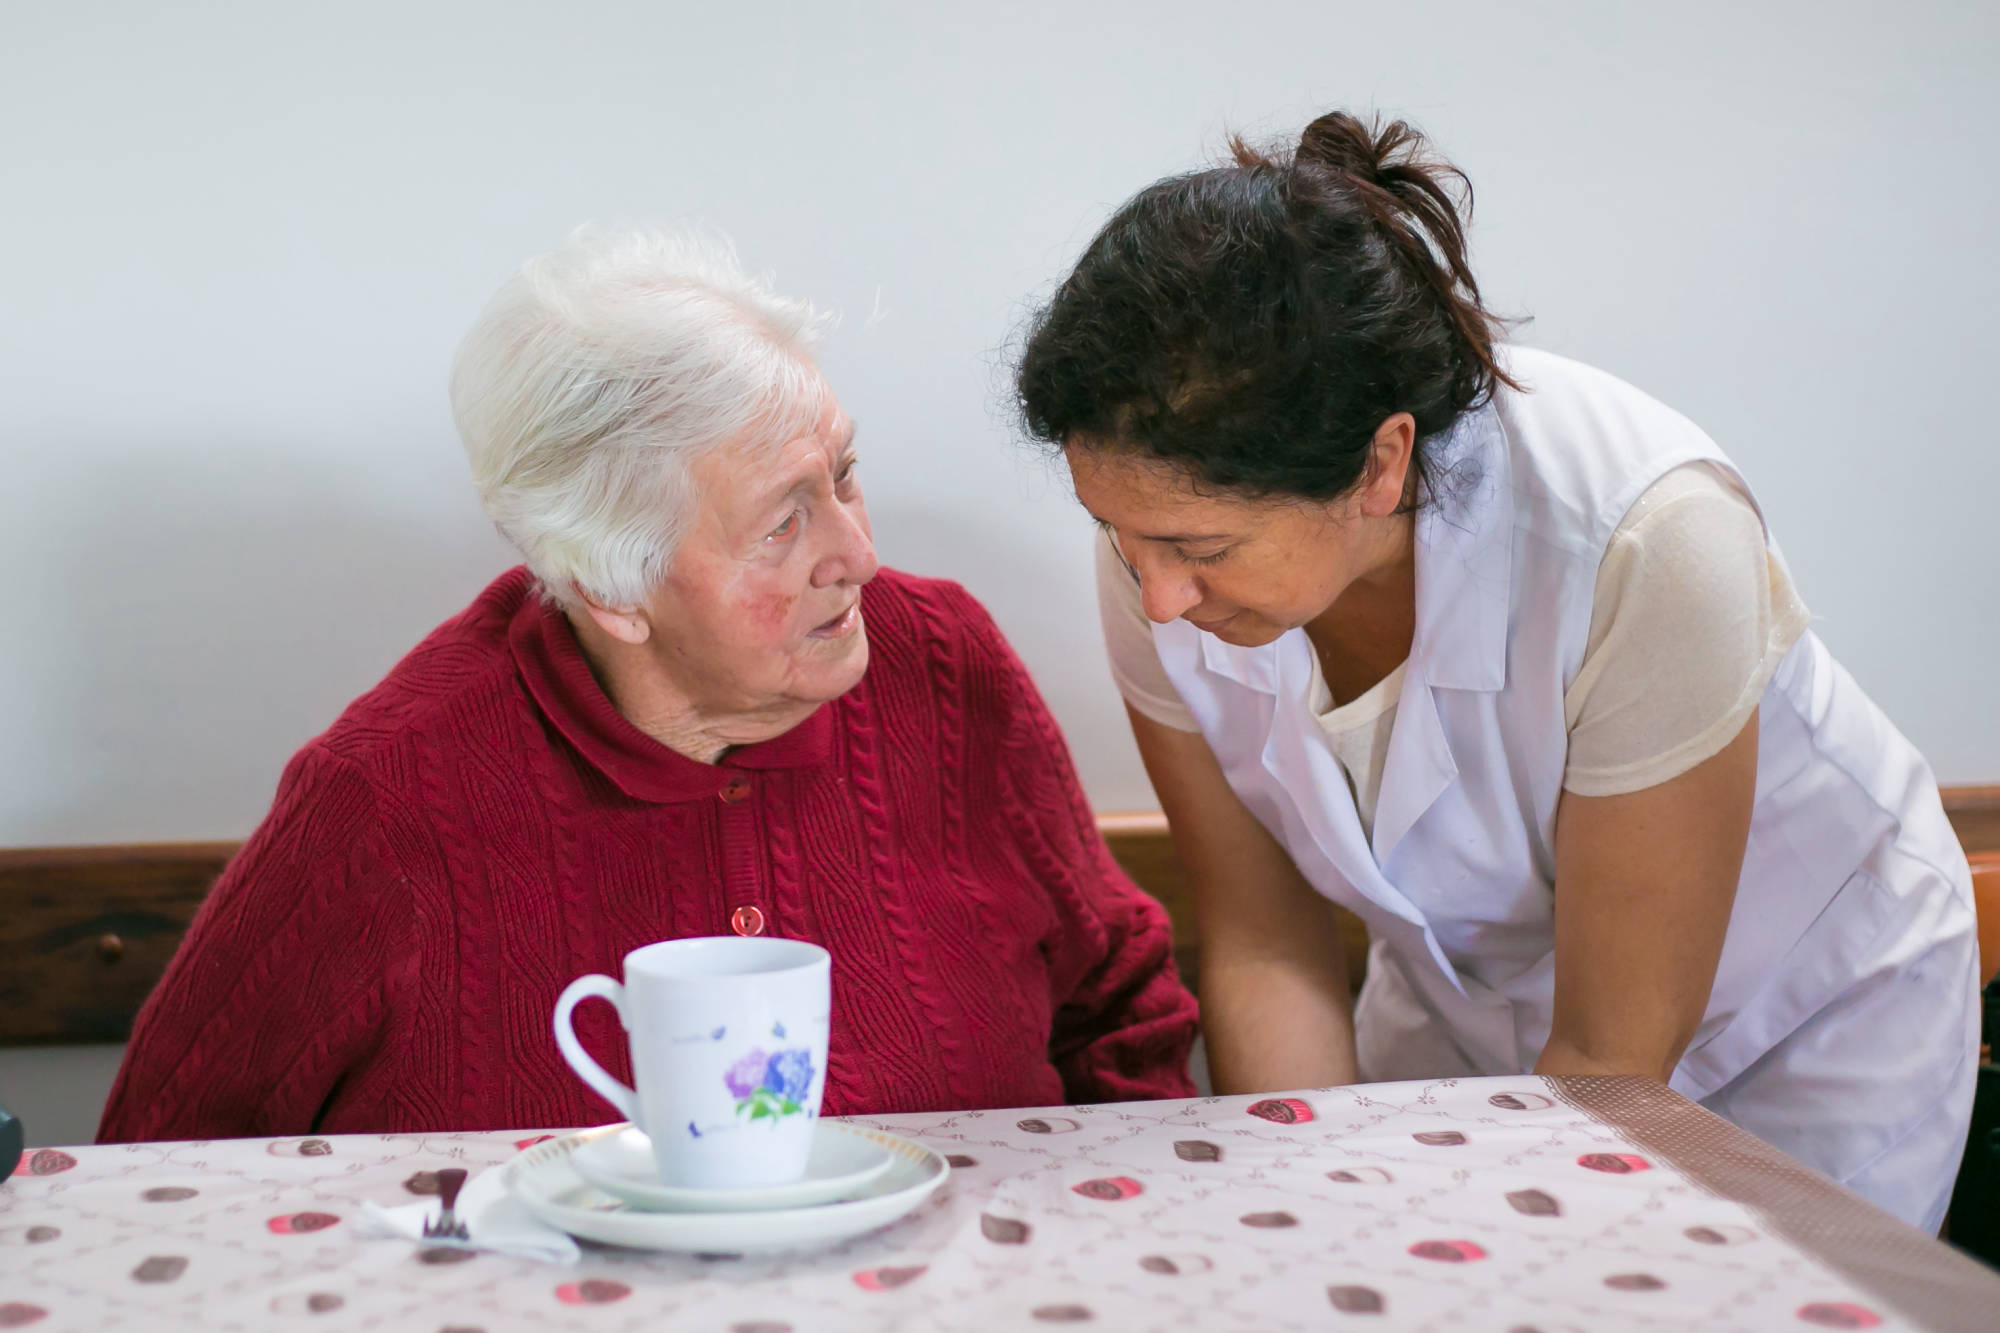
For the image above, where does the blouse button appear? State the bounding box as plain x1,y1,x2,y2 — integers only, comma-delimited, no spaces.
730,905,766,937
718,775,751,803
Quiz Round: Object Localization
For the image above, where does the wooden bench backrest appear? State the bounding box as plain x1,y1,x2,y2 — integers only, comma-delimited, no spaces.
4,787,1996,1046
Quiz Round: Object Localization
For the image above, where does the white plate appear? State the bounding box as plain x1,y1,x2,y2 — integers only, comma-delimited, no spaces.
570,1122,895,1212
501,1123,949,1254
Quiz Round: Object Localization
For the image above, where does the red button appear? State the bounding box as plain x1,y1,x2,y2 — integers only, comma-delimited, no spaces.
718,775,751,803
730,905,765,937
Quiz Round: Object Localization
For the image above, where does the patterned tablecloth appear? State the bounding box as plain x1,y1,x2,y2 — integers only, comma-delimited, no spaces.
4,1076,1996,1332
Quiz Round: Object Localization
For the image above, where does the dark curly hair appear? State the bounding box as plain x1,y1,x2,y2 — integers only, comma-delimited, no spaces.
1015,110,1519,505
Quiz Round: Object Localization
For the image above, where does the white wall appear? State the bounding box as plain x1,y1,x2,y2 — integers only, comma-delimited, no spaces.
3,0,1996,850
0,1045,125,1148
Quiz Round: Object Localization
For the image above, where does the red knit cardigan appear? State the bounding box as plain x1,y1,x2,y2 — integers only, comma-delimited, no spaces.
98,567,1198,1141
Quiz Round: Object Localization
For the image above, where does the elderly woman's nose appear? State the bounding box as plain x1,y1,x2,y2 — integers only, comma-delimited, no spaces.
812,502,878,587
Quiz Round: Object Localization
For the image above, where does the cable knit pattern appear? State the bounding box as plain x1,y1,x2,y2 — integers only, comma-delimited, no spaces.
839,683,964,1108
98,566,1196,1143
902,578,1045,1069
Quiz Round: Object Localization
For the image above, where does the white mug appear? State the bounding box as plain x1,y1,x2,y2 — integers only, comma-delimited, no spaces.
553,936,831,1189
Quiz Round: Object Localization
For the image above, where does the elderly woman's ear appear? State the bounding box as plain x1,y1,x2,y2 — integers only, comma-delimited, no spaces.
576,590,653,646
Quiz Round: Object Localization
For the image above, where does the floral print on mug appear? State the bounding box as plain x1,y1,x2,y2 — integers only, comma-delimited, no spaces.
723,1046,817,1124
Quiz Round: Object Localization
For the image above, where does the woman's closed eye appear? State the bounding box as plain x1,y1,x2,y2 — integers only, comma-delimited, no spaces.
1175,546,1231,567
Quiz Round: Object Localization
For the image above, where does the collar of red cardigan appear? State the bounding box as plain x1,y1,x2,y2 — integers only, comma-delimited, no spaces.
507,583,835,804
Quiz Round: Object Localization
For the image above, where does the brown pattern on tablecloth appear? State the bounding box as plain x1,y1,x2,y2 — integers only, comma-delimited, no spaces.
1555,1076,1996,1333
18,1151,74,1177
264,1137,332,1158
140,1186,197,1202
978,1214,1030,1244
1328,1283,1386,1313
3,1078,1993,1331
1238,1210,1297,1228
131,1254,188,1282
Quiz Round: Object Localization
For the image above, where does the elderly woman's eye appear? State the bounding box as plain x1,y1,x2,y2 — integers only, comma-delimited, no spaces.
769,512,800,539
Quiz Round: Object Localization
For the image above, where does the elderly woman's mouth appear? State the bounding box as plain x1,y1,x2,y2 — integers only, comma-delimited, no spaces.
807,601,861,639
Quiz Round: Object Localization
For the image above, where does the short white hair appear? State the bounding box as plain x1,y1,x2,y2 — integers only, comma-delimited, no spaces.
451,226,830,608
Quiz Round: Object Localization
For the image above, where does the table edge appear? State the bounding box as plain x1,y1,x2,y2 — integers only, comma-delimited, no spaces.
1548,1075,1998,1333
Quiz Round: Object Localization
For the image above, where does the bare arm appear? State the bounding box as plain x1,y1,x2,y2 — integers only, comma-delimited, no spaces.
1128,705,1358,1092
1537,711,1759,1082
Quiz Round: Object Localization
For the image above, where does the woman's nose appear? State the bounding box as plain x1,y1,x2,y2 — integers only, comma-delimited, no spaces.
813,499,878,588
1136,560,1200,625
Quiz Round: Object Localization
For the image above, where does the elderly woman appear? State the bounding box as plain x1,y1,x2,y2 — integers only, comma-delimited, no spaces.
98,229,1197,1142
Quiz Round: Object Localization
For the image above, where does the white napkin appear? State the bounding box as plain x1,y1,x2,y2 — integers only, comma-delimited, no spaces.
356,1165,580,1264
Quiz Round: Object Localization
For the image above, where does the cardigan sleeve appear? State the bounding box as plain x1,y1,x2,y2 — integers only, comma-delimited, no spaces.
97,743,414,1142
951,594,1200,1104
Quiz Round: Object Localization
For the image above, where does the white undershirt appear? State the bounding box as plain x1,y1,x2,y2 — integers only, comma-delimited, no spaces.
1098,463,1811,837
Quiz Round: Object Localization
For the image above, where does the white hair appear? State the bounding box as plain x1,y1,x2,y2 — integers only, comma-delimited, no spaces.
450,226,830,608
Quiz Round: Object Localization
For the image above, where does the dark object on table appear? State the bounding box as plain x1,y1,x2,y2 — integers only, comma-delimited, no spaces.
1945,978,2000,1266
0,1104,20,1183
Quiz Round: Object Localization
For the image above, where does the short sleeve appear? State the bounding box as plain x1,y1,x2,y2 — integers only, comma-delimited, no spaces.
1561,464,1811,797
1094,526,1201,733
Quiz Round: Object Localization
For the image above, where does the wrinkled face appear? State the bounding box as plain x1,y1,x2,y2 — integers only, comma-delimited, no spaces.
1066,445,1392,647
642,390,877,713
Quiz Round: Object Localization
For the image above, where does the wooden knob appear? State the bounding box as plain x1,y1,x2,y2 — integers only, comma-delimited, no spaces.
96,933,124,962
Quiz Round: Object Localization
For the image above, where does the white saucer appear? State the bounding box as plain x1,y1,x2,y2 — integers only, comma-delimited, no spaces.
502,1123,950,1254
570,1122,895,1212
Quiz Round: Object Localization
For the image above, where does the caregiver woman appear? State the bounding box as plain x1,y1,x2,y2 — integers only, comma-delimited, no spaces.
1015,111,1979,1229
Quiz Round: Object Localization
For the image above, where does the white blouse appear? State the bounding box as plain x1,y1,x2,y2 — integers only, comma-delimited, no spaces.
1098,462,1811,834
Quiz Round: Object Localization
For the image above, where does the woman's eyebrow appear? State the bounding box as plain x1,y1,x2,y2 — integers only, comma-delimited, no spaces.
1086,511,1230,545
1136,528,1232,544
754,441,858,510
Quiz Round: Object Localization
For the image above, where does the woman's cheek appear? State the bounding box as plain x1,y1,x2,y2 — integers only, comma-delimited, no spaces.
745,588,799,637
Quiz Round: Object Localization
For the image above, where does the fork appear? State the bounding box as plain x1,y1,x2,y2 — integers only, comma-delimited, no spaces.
421,1167,470,1243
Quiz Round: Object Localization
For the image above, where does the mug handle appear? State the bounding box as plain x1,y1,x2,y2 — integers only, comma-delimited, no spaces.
552,974,641,1122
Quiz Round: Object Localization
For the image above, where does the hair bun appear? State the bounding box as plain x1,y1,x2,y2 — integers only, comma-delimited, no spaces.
1294,111,1389,184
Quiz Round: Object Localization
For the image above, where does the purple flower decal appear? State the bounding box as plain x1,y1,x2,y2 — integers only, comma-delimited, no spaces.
724,1049,769,1100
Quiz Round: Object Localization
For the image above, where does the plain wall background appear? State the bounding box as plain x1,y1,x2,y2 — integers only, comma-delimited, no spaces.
2,1,1995,1141
4,0,1997,846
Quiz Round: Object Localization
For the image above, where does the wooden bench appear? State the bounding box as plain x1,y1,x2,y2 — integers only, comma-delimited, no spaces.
4,787,1997,1047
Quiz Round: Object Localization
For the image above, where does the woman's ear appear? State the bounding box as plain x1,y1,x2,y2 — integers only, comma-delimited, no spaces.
575,586,652,646
1357,412,1417,518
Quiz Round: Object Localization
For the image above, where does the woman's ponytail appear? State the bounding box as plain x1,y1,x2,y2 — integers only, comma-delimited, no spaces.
1268,111,1517,405
1018,108,1519,505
